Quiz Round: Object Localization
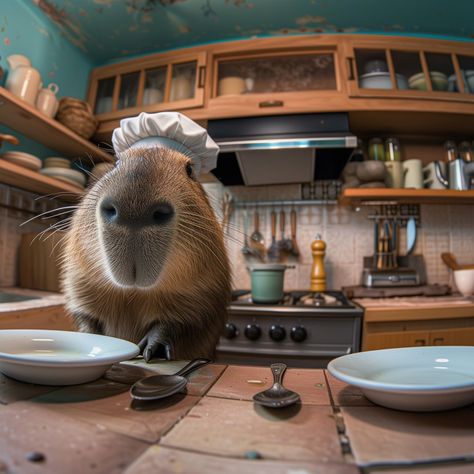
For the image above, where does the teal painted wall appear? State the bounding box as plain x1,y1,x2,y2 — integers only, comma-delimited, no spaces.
0,0,93,157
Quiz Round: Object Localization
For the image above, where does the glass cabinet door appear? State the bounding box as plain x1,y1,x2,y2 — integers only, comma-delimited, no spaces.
354,49,396,89
118,72,140,110
391,51,422,90
457,55,474,94
94,77,115,114
215,53,336,97
423,53,454,92
143,67,167,105
169,61,197,102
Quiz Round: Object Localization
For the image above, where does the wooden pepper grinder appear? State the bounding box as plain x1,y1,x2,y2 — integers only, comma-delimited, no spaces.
310,233,326,292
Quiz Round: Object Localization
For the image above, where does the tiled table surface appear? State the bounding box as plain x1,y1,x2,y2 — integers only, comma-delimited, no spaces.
0,362,473,474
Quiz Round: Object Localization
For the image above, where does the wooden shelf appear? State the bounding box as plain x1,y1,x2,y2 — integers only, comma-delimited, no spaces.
339,188,474,206
0,159,83,202
0,87,113,163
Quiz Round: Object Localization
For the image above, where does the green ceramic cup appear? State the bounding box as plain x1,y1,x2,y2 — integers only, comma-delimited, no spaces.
249,264,288,304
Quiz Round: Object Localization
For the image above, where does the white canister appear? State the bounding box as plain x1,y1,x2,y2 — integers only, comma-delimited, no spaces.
403,159,423,189
36,83,59,118
384,161,403,188
423,161,447,189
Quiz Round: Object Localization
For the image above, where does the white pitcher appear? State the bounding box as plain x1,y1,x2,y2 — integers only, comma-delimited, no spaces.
5,54,42,105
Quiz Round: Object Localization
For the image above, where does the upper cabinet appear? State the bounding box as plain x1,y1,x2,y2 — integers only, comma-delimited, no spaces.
88,50,207,121
206,38,342,115
88,35,474,141
345,37,474,102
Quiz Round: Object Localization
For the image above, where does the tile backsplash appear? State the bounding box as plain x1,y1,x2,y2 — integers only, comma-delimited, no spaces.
203,183,474,291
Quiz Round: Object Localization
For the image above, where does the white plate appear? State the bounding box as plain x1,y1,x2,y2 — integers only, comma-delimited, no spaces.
2,151,42,171
0,330,139,385
40,167,87,186
328,346,474,411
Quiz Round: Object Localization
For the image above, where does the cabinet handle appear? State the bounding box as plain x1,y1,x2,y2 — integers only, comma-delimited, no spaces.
198,66,206,88
259,100,284,108
433,337,444,345
346,57,355,81
414,339,426,346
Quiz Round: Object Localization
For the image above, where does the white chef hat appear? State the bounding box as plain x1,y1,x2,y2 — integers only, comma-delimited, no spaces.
112,112,219,175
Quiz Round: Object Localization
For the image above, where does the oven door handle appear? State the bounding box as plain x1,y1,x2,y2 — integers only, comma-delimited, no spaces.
217,345,353,357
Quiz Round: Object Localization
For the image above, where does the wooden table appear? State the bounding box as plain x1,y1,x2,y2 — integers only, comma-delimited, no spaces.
1,361,474,474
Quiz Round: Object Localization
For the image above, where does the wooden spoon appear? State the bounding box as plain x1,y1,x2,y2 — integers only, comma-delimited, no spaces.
441,252,474,270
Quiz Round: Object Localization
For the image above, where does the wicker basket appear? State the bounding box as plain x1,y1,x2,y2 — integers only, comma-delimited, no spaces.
56,97,98,140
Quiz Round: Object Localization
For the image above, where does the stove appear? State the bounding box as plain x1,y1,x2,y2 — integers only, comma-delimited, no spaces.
216,290,363,368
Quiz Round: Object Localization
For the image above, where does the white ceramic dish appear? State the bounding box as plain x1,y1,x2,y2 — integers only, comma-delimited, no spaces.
328,346,474,412
453,268,474,297
0,330,139,385
2,151,42,171
359,72,408,90
40,167,86,186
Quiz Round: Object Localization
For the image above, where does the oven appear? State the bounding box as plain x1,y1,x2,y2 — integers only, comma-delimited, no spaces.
216,291,363,368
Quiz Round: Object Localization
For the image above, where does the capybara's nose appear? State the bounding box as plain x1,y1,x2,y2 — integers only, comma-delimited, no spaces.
99,197,174,228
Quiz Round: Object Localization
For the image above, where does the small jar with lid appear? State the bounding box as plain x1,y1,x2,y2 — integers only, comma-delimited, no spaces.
385,137,401,162
368,138,385,161
459,141,473,162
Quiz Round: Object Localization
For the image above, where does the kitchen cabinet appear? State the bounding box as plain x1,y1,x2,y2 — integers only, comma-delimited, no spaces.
88,50,207,122
345,36,474,103
359,298,474,350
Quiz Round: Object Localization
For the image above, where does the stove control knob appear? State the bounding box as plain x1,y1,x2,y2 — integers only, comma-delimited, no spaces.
269,325,286,342
291,326,307,343
244,324,261,341
224,323,238,339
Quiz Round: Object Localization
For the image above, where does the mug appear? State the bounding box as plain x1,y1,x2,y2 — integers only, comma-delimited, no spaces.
423,161,447,189
384,161,403,188
36,83,59,118
403,159,423,189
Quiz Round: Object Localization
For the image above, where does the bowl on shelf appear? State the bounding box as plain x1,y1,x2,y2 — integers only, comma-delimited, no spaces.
44,157,71,169
465,70,474,93
40,167,86,188
364,59,389,74
359,72,408,90
453,268,474,297
408,71,448,91
1,151,42,171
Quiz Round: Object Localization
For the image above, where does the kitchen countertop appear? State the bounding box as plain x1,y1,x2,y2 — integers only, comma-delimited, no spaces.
0,287,65,313
1,360,473,474
355,295,474,309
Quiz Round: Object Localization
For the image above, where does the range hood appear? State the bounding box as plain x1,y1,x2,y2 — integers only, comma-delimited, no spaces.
207,113,357,186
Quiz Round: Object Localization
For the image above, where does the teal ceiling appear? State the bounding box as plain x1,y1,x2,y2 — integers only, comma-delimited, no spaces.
30,0,474,65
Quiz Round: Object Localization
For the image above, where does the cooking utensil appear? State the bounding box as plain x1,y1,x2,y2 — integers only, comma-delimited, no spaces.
453,269,474,296
249,210,265,260
441,252,474,271
0,133,20,148
253,363,300,408
249,263,291,303
241,208,253,257
267,210,279,262
406,217,417,255
277,210,291,259
289,209,300,257
130,358,211,401
328,346,474,412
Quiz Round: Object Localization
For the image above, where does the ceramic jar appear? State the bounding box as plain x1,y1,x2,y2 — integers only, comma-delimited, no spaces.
36,83,59,118
5,54,42,105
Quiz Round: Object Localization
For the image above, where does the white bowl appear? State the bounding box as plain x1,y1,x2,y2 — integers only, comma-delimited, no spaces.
0,330,139,385
2,151,42,171
328,346,474,411
359,72,408,90
454,268,474,297
40,167,87,186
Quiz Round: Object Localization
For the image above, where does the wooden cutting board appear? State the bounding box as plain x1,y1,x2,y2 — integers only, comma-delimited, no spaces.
18,231,67,292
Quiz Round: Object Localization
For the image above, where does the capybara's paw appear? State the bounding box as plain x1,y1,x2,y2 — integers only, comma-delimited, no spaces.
138,326,174,362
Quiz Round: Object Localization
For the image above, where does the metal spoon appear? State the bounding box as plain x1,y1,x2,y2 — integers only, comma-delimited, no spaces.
253,363,300,408
130,358,211,401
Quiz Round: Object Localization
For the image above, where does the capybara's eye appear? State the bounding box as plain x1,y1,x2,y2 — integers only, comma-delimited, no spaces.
185,163,193,178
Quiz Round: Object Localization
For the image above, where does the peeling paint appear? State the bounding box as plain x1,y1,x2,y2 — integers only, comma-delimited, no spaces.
296,15,327,26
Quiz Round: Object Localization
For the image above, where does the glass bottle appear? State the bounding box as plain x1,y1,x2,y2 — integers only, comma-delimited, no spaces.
385,137,401,162
368,138,385,161
459,141,473,162
444,140,458,162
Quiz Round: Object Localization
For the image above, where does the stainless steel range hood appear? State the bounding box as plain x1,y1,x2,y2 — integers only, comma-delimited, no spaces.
208,113,357,186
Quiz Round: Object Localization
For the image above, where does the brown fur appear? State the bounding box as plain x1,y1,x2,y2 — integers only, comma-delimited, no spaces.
62,147,231,359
